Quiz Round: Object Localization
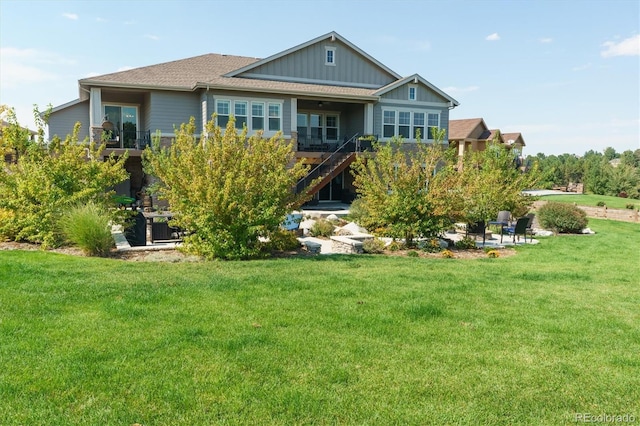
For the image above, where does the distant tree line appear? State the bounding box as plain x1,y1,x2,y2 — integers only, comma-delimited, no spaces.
526,147,640,199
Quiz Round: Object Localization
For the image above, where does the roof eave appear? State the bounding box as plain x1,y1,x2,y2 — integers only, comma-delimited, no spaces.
195,82,378,101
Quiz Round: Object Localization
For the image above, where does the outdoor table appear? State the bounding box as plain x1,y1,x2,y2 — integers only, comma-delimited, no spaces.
488,220,509,243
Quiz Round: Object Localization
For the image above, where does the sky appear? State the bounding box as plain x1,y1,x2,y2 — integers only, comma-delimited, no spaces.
1,0,638,156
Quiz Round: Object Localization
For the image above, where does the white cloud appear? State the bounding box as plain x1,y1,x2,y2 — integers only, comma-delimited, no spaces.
117,66,134,72
84,72,101,78
144,34,160,41
539,37,553,43
571,63,592,72
442,86,479,94
485,33,500,41
601,34,640,57
96,17,107,22
62,12,78,20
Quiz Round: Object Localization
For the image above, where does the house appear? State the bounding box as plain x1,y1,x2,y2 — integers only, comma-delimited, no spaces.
47,31,459,203
448,118,525,161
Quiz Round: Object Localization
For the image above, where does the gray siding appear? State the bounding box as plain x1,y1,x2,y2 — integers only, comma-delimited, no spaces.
383,82,449,103
148,91,200,134
48,100,89,141
240,40,396,88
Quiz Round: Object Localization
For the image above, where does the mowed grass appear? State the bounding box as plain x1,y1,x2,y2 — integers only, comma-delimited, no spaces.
540,193,640,210
1,219,638,425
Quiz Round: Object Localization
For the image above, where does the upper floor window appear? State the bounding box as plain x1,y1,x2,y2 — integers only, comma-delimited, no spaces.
408,85,417,101
382,109,441,141
325,47,336,66
216,100,230,128
234,101,248,130
268,103,281,132
215,97,282,134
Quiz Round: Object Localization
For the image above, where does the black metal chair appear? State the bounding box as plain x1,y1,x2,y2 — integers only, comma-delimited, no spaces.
505,217,530,243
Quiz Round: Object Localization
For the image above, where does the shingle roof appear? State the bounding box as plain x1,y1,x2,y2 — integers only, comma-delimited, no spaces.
448,118,486,140
79,53,379,99
502,132,526,146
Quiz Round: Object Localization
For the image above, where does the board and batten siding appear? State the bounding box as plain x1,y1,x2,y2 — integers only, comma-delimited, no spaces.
148,91,201,134
240,40,396,88
383,82,450,103
48,100,90,141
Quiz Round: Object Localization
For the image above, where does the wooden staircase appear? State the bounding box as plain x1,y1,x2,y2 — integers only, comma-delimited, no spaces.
296,134,359,197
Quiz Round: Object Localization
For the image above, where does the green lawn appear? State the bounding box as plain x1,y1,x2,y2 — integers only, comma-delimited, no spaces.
539,193,640,210
1,219,639,425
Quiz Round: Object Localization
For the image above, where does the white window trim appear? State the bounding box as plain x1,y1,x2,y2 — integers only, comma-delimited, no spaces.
381,108,441,142
325,46,336,66
213,96,284,136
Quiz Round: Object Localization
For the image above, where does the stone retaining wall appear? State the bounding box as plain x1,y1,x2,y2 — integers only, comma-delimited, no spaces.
532,201,639,223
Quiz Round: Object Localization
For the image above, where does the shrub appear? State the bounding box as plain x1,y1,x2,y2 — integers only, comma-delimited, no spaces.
626,203,635,210
421,238,442,253
596,201,606,207
362,238,385,254
388,240,404,251
309,219,335,238
265,229,300,252
538,202,588,233
0,208,17,241
441,249,455,258
406,250,419,258
455,236,477,250
60,202,113,256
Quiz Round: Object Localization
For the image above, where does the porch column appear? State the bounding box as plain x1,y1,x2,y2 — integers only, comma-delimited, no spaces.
364,103,374,135
89,87,102,143
290,98,298,150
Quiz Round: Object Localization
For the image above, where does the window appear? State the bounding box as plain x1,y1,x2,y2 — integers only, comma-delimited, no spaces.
252,102,264,130
383,110,395,138
326,115,338,140
408,85,417,101
268,103,281,131
413,112,425,139
427,113,439,140
325,47,336,65
398,111,411,138
216,100,230,128
234,101,247,129
103,105,138,147
381,108,440,142
215,98,281,134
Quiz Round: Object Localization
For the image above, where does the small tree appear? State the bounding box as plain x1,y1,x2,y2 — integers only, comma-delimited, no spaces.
450,135,539,226
0,106,128,248
351,129,453,247
143,116,310,259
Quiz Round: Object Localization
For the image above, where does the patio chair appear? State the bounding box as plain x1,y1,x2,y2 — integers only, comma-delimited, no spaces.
524,213,535,236
489,210,511,243
505,217,530,243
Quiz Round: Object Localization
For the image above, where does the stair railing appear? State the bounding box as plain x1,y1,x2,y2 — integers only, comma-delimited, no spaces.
296,133,360,194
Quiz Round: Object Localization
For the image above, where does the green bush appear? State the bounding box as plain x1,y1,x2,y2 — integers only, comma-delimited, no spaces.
362,238,385,254
596,201,606,207
538,202,588,233
387,240,405,251
626,203,635,210
265,229,300,252
60,202,113,256
455,236,477,250
406,250,419,258
309,219,335,237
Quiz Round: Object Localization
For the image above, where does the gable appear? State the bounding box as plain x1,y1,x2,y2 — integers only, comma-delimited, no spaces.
227,32,399,89
379,79,452,104
449,118,488,140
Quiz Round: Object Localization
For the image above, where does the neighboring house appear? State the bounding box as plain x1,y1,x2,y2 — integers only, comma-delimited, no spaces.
48,31,459,202
448,118,525,160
